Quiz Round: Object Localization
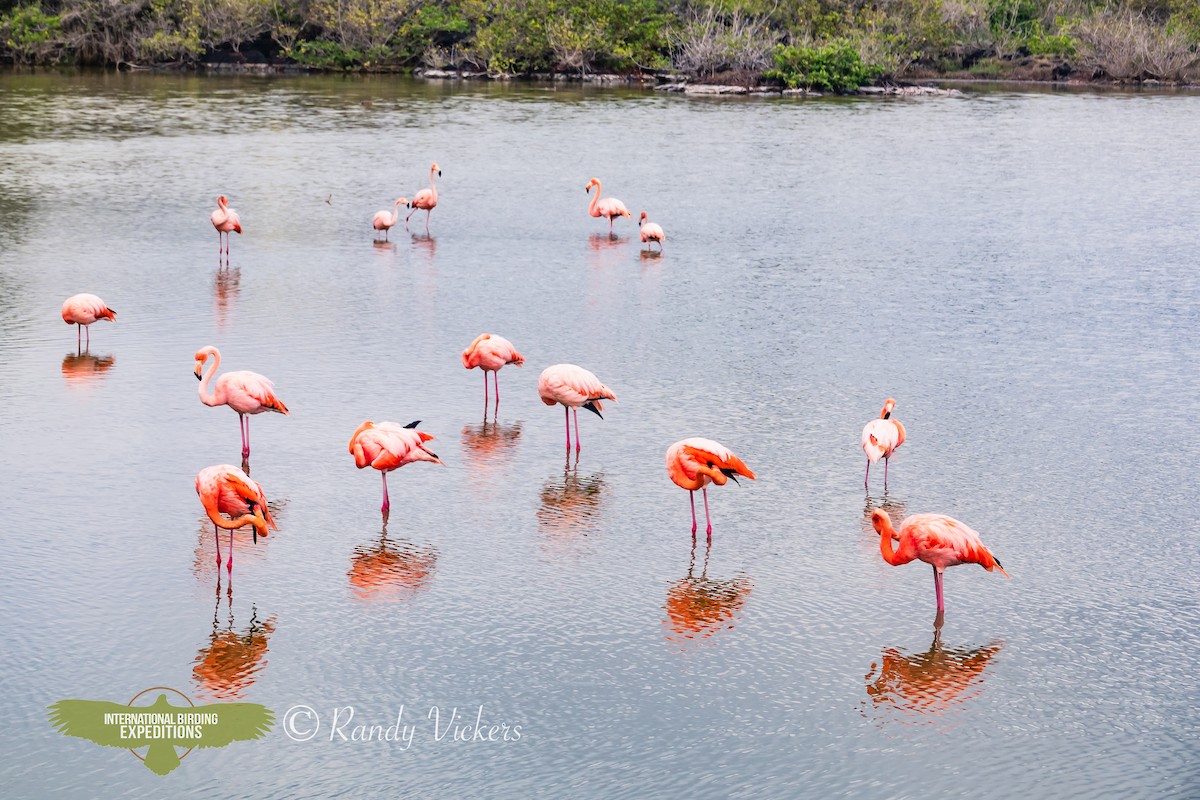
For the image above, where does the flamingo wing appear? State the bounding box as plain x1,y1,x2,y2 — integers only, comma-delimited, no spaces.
862,419,899,462
538,364,616,409
221,371,289,414
903,514,1007,575
678,437,756,480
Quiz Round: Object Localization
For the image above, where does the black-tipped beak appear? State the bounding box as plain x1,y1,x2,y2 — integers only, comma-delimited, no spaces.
721,468,741,485
194,371,202,381
437,170,442,177
582,401,603,419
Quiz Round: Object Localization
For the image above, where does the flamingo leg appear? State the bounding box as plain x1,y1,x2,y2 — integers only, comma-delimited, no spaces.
239,414,249,458
703,487,713,540
405,208,416,227
865,457,870,488
884,456,889,489
226,528,233,574
426,209,432,232
690,490,697,535
77,324,81,347
214,523,221,568
573,408,581,453
85,324,90,347
493,371,500,408
381,472,390,513
483,370,489,407
933,566,945,613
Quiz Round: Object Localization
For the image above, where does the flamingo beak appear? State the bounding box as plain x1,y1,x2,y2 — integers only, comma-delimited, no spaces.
437,170,442,177
721,468,741,485
194,369,202,380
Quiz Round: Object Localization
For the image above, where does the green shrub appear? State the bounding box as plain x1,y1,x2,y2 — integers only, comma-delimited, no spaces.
1024,19,1077,56
1,3,62,64
292,38,364,69
764,39,882,91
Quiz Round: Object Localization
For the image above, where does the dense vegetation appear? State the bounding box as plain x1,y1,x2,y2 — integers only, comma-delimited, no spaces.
2,0,1198,87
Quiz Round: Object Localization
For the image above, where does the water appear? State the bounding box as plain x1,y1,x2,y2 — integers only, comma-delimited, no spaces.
1,72,1198,799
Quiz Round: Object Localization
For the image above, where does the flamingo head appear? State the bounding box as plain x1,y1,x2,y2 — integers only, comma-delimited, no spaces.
396,197,409,208
193,346,216,379
246,501,272,542
431,162,441,177
870,509,891,535
881,397,896,419
639,211,648,226
216,195,228,209
585,178,599,194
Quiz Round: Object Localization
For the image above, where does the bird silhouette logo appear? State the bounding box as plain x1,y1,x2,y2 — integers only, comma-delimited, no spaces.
47,686,273,775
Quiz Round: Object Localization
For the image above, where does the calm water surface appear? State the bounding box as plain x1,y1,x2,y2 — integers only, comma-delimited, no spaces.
0,72,1197,799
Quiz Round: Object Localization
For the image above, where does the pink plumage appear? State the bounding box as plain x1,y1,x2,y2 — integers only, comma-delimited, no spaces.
405,162,440,232
61,293,115,347
211,194,241,257
538,363,617,452
862,397,906,489
585,178,631,232
372,197,409,240
196,463,277,572
463,333,525,409
194,346,289,459
348,420,442,513
638,211,665,250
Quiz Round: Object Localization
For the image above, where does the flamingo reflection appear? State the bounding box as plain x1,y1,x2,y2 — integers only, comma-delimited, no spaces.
862,493,908,533
460,419,523,475
348,520,439,603
213,265,240,329
862,616,1004,723
537,454,606,537
663,537,753,648
190,501,283,581
192,583,275,701
61,349,116,386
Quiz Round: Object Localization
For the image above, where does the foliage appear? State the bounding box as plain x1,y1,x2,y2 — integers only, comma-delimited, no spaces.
764,39,883,91
673,5,774,78
1,3,62,63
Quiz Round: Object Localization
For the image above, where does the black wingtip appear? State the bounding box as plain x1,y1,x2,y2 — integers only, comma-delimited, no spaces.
404,420,421,429
583,401,603,419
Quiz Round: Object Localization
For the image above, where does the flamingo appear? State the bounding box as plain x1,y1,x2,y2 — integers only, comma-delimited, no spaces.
210,195,242,256
863,397,906,489
372,197,409,241
349,420,443,514
462,333,525,408
537,364,617,452
61,293,115,347
665,438,756,538
195,464,277,574
585,178,631,232
638,211,665,250
406,162,440,232
870,509,1009,614
194,346,290,459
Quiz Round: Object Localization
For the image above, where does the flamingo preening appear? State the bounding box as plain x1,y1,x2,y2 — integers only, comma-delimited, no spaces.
863,397,906,489
537,364,617,453
210,195,242,256
195,464,277,574
462,333,525,409
665,438,756,538
61,293,116,347
348,420,443,514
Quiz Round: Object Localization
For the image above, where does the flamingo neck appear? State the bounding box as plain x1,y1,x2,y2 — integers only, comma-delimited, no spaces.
428,168,438,201
392,198,403,225
878,518,914,566
198,350,221,406
588,182,601,217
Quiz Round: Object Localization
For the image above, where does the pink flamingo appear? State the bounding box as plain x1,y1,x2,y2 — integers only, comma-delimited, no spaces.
585,178,631,232
210,195,242,256
871,509,1009,613
372,197,409,241
196,464,277,574
638,211,665,250
61,293,116,347
666,438,756,539
194,346,290,459
349,421,443,513
863,397,906,489
406,163,440,231
538,364,617,452
462,333,525,408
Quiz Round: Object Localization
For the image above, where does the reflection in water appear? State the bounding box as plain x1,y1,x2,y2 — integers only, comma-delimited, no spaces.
587,232,626,251
863,617,1004,724
348,521,439,603
663,538,753,649
862,492,908,534
460,419,523,475
639,249,663,263
537,454,606,538
410,233,437,258
192,583,275,700
191,505,282,580
60,349,115,386
212,265,240,329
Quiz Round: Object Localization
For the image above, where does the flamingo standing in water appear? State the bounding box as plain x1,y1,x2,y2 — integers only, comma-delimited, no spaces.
462,333,525,408
585,178,631,232
349,421,443,513
863,397,906,489
870,509,1009,614
210,195,242,256
638,211,665,250
194,346,289,459
372,197,409,241
538,364,617,452
61,293,116,347
196,464,277,574
406,163,440,231
666,438,756,538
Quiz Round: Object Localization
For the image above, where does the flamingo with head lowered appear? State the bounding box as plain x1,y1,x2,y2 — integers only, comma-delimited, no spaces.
585,178,630,232
61,293,116,347
638,211,664,250
406,163,440,232
210,195,242,256
666,438,755,538
372,197,409,240
863,397,905,489
194,346,289,459
196,463,277,574
462,333,525,409
349,420,443,514
538,364,617,453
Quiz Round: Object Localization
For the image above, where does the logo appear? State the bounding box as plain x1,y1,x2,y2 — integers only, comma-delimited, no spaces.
47,686,273,775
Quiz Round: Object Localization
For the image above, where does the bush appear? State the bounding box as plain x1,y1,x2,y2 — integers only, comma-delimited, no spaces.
673,5,774,78
764,39,882,91
1075,9,1196,80
1,3,62,64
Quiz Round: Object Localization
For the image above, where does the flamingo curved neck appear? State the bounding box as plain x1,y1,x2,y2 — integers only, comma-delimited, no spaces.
878,519,915,566
391,198,403,225
198,350,222,406
428,168,438,202
588,181,601,217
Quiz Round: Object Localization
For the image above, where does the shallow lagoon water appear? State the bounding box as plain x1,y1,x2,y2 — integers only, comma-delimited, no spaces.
0,72,1198,798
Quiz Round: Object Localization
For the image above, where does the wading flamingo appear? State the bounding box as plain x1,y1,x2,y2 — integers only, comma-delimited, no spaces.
349,420,443,514
372,197,409,241
194,346,290,459
196,464,277,574
638,211,665,250
870,509,1009,614
406,163,440,231
666,438,756,538
538,364,617,453
863,397,906,489
210,195,242,256
585,178,630,232
61,293,115,347
462,333,525,409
